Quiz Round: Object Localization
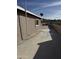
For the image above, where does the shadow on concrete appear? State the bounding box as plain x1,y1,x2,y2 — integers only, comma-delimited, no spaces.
33,25,61,59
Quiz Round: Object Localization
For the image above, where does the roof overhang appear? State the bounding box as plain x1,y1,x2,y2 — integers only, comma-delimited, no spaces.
17,5,41,19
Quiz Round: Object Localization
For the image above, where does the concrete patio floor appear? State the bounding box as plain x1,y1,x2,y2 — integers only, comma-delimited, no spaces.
17,26,52,59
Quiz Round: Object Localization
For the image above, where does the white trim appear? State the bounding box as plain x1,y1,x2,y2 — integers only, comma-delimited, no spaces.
17,6,25,11
17,5,41,18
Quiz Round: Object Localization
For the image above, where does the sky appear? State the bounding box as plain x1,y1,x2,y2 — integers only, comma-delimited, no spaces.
17,0,61,19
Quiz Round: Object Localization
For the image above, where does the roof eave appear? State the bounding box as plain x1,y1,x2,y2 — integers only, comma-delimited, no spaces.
17,5,41,19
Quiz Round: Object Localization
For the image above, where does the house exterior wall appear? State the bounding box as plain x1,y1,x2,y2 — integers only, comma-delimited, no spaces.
17,9,41,45
27,17,35,35
17,10,27,44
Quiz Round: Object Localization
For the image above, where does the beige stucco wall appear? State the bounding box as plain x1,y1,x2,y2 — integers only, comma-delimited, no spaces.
27,17,36,35
19,15,27,40
17,9,41,45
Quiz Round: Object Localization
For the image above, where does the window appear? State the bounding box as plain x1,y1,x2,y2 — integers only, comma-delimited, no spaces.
35,20,39,25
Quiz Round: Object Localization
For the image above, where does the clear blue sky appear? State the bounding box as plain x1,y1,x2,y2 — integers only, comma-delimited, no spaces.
17,0,61,19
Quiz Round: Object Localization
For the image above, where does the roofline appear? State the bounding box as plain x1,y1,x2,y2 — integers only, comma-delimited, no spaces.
17,5,41,18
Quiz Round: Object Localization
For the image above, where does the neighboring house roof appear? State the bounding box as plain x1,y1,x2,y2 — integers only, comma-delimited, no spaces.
17,5,41,18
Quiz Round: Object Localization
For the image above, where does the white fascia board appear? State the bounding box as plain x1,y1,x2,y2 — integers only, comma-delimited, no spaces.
17,6,25,11
17,5,41,18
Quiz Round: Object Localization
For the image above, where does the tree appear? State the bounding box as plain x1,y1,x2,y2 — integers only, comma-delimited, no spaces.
40,13,43,17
